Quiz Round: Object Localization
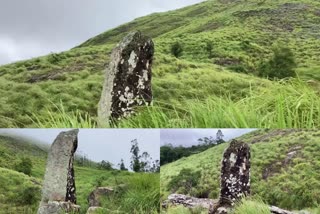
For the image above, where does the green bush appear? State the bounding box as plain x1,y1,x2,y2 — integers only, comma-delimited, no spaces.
167,169,201,194
259,45,297,79
171,42,183,58
14,157,32,176
15,186,41,205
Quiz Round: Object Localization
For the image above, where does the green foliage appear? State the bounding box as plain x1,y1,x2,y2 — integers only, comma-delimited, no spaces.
15,186,41,205
171,42,183,58
14,157,33,176
160,140,223,166
167,168,201,195
232,198,271,214
259,45,297,79
0,135,160,214
165,205,208,214
0,0,319,128
161,129,320,211
98,160,113,170
119,159,128,171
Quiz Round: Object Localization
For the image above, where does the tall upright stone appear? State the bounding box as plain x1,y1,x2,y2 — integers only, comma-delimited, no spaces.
98,31,154,126
37,129,80,214
210,140,250,214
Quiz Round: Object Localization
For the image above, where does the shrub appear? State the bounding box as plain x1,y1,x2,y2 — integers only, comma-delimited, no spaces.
167,168,201,194
171,42,183,58
14,157,32,176
259,45,297,79
205,41,213,58
48,53,62,64
15,186,41,205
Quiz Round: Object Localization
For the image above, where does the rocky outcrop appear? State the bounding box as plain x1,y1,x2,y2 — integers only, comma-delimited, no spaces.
88,187,114,207
37,201,80,214
86,206,107,214
210,140,251,214
37,129,79,214
162,194,218,209
98,31,154,126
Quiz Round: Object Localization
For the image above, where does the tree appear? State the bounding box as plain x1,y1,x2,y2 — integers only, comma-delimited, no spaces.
130,139,157,172
140,151,151,172
259,45,297,79
171,42,183,58
119,159,128,171
130,139,141,172
14,157,32,176
216,130,225,144
198,136,216,145
150,160,160,173
98,160,113,170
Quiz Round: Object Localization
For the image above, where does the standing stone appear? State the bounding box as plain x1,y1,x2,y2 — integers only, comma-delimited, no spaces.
37,129,80,214
210,140,250,214
98,31,154,126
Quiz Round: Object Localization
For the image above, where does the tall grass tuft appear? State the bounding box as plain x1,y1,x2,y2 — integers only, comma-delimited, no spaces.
31,101,96,128
32,79,319,128
232,198,271,214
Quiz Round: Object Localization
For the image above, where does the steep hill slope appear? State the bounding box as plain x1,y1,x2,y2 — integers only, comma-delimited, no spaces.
0,0,319,128
160,129,320,211
0,135,160,214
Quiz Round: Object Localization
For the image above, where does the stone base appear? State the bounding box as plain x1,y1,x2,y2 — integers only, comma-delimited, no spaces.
37,201,80,214
162,194,217,209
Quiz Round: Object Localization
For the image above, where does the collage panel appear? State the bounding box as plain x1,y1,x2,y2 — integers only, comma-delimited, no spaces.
0,1,319,129
0,0,320,214
0,129,160,214
160,129,320,214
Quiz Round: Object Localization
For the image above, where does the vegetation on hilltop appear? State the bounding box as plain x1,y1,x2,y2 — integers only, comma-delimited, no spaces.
0,0,319,128
160,129,320,213
0,135,160,214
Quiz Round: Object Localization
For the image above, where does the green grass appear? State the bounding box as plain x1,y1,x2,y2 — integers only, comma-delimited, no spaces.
0,135,160,214
232,198,271,214
0,0,319,128
160,129,320,212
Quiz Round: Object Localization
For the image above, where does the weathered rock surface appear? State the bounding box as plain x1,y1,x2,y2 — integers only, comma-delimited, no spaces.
38,201,80,214
210,140,250,214
162,194,217,209
270,205,296,214
86,206,107,214
88,187,114,207
37,129,79,214
98,31,154,126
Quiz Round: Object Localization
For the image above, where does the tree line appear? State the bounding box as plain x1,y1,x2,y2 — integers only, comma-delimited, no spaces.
160,130,226,166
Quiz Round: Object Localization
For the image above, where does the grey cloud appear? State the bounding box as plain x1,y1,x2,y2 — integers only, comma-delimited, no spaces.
0,0,204,65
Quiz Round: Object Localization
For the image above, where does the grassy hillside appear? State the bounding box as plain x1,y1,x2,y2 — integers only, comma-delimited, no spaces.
0,135,160,214
160,129,320,212
0,0,319,128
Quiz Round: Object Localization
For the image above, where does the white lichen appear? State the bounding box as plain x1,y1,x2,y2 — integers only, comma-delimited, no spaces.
128,51,137,73
230,153,236,167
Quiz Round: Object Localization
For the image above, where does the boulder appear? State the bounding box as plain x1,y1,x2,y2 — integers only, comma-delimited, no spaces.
88,187,114,207
98,31,154,126
162,194,217,209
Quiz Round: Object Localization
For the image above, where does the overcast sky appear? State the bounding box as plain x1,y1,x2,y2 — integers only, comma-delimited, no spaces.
0,129,160,170
0,0,204,65
160,129,256,147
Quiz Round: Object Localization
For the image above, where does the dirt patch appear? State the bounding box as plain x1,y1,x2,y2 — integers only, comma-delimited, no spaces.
214,57,241,66
262,145,303,180
249,129,299,144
